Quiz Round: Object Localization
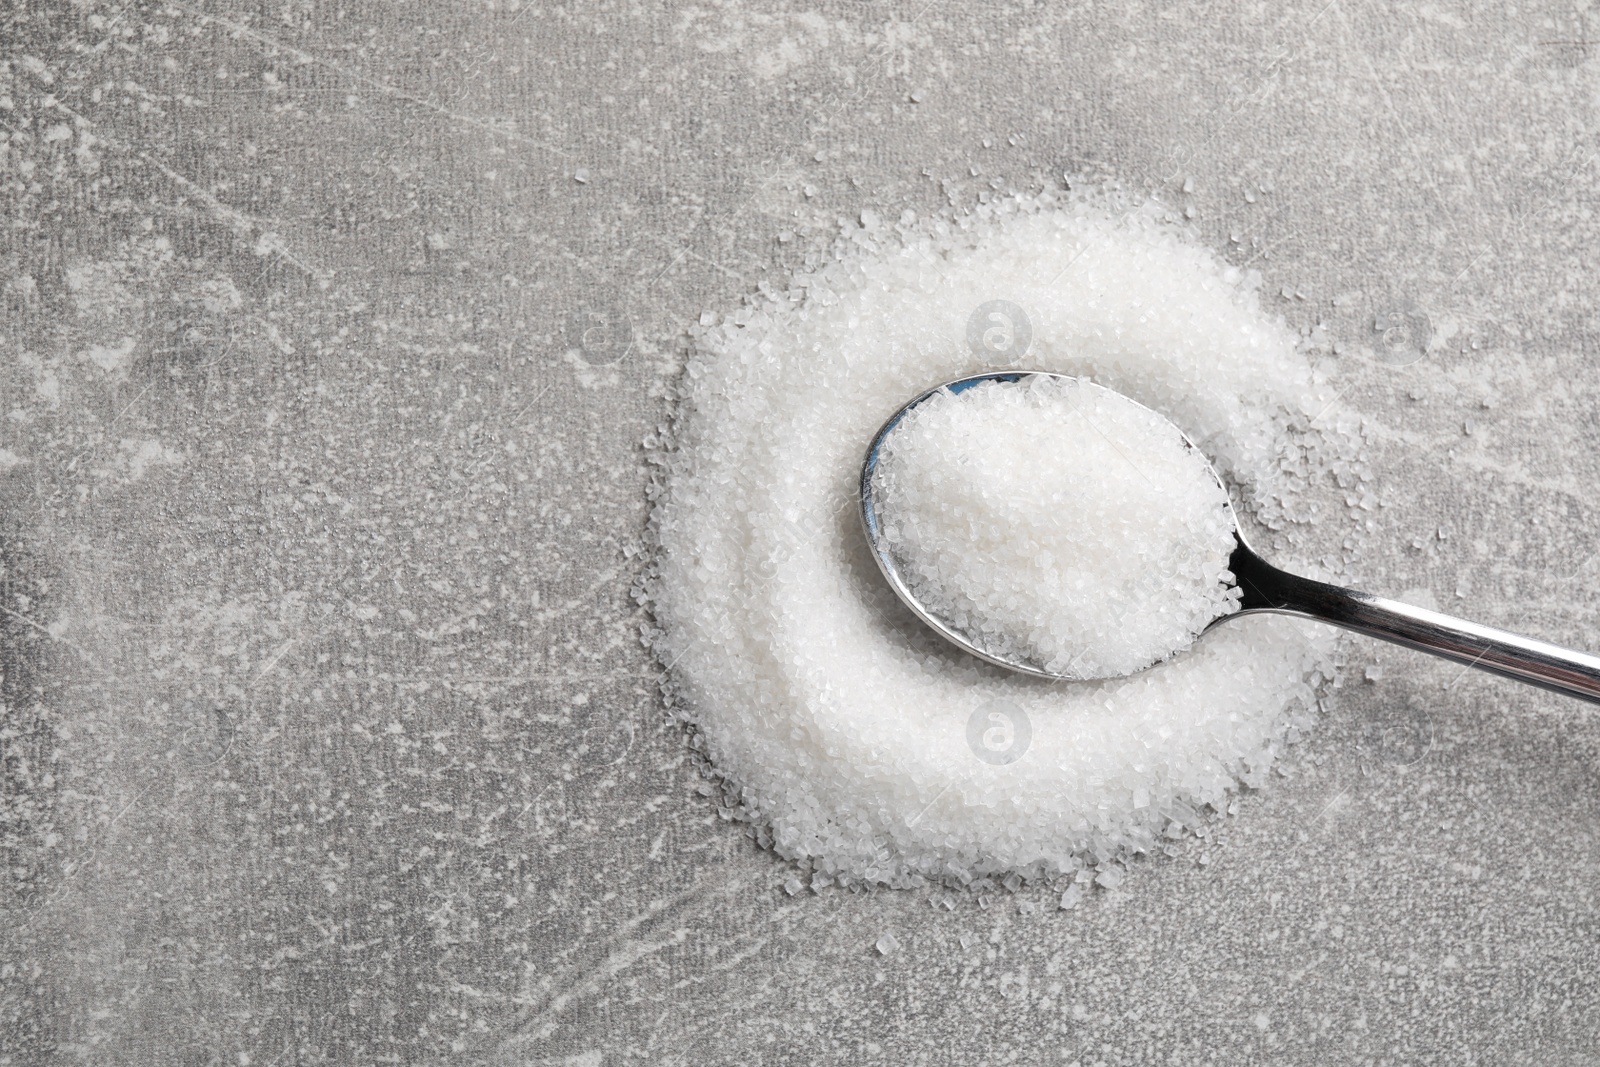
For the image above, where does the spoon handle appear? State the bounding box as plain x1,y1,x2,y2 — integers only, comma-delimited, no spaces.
1227,542,1600,706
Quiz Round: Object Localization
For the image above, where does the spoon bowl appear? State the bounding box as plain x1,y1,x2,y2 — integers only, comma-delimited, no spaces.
860,371,1600,704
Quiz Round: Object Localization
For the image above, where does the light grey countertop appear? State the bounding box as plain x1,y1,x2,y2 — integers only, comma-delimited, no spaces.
3,2,1599,1063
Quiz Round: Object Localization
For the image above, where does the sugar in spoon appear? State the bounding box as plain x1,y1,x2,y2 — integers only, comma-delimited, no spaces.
860,371,1600,704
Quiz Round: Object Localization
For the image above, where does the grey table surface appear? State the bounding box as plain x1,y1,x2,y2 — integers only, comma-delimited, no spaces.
3,1,1600,1064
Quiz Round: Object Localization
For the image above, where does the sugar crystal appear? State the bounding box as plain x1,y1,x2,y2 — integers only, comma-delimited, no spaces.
872,376,1240,679
644,191,1363,888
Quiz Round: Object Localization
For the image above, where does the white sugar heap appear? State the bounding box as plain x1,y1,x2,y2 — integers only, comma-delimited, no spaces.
871,375,1242,680
644,191,1366,890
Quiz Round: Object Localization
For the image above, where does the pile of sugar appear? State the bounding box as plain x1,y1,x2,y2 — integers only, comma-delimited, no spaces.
644,192,1364,890
871,375,1242,680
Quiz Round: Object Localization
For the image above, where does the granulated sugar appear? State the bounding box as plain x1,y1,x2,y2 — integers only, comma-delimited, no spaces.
870,375,1241,679
644,191,1365,889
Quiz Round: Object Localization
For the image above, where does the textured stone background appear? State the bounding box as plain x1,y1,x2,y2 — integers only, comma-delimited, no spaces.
3,1,1600,1064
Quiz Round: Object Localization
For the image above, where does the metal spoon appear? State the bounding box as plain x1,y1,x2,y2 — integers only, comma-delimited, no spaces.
859,370,1600,704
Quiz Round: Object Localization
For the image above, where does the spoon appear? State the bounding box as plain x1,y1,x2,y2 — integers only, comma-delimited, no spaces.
859,370,1600,704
